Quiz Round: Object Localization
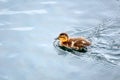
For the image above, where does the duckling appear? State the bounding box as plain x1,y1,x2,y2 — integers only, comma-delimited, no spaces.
56,33,91,50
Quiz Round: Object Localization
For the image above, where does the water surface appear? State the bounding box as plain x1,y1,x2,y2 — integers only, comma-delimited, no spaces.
0,0,120,80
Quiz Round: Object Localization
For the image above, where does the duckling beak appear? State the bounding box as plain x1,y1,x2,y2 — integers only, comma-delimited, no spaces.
55,37,59,40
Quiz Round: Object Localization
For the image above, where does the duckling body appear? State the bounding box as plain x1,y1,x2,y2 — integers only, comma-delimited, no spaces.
56,33,91,50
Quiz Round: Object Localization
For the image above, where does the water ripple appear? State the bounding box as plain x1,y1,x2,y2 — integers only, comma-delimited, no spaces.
68,18,120,65
0,27,34,31
0,9,48,15
40,1,57,5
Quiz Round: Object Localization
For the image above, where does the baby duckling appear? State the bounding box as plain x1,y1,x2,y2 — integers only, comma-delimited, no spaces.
56,33,91,50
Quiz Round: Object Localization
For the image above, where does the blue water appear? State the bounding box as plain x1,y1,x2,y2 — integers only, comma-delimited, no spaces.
0,0,120,80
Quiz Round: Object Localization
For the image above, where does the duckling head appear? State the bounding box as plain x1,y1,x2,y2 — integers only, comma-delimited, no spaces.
56,33,69,42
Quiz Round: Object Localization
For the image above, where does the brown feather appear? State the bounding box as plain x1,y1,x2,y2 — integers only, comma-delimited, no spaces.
57,33,91,50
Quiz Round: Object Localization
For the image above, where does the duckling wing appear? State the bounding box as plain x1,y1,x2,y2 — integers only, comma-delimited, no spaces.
69,38,85,49
77,37,91,46
74,40,85,48
68,37,91,49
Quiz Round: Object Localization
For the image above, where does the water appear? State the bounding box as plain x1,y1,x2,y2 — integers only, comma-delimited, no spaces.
0,0,120,80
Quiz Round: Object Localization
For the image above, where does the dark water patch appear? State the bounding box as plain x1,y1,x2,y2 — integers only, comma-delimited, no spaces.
53,40,88,57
